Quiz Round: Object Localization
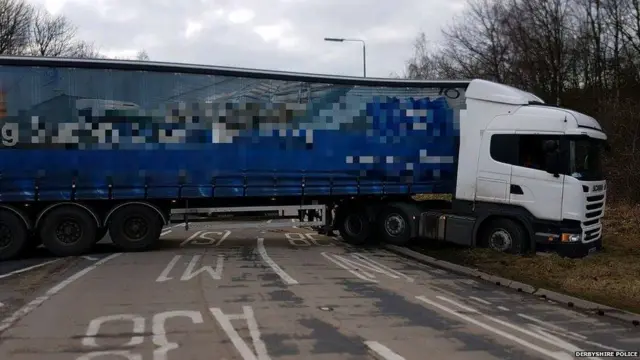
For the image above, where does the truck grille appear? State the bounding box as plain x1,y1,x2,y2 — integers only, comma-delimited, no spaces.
583,193,605,242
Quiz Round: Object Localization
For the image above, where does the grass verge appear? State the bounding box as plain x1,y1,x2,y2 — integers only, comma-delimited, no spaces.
410,201,640,314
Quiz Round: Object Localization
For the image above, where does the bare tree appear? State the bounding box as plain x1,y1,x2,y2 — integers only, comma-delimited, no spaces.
27,7,77,56
67,40,104,58
405,0,640,201
135,49,149,61
0,0,32,55
405,33,445,79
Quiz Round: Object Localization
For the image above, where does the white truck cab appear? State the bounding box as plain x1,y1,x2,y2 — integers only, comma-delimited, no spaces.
451,79,607,257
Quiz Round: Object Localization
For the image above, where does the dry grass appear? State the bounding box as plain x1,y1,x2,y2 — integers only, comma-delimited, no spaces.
412,203,640,313
413,193,453,201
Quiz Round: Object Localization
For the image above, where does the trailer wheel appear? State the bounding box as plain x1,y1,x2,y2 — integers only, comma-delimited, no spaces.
108,205,162,252
336,207,371,245
377,204,413,246
39,206,97,257
481,218,529,255
0,210,29,261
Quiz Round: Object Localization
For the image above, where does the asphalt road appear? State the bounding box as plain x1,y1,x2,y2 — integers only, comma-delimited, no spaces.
0,220,638,360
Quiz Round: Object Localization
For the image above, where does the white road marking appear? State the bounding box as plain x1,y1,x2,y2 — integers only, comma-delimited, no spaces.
160,230,171,236
321,252,377,282
530,324,624,352
354,253,414,282
82,256,98,261
0,259,60,279
517,314,624,351
497,306,510,311
244,306,270,360
266,219,273,224
320,252,413,283
0,253,121,333
162,223,185,231
364,341,405,360
0,302,3,308
469,296,492,305
77,350,140,360
433,296,602,360
156,255,181,282
210,306,271,360
180,255,224,281
285,233,333,247
291,218,297,228
257,238,298,285
194,231,231,246
179,231,204,247
416,296,577,360
83,314,145,347
517,313,577,335
80,310,204,360
152,310,204,360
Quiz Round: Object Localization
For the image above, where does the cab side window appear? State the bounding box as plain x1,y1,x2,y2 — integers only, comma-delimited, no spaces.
490,134,559,170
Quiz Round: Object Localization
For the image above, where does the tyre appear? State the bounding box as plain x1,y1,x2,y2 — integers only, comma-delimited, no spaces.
0,209,29,261
39,206,98,257
108,204,162,252
480,218,529,255
336,206,371,245
377,204,414,246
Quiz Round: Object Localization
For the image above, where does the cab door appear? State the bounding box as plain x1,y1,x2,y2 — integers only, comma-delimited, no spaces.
509,134,564,221
475,130,513,204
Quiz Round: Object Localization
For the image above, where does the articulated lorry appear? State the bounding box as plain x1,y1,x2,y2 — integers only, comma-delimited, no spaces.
0,56,608,261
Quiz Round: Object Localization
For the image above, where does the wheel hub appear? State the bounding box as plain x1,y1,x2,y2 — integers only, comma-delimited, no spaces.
345,215,363,235
0,223,11,249
124,217,148,240
489,229,512,251
55,220,82,244
384,214,405,236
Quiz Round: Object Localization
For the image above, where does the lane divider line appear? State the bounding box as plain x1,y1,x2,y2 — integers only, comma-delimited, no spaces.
469,296,492,305
364,341,406,360
0,253,122,333
257,238,298,285
0,259,60,279
416,296,578,360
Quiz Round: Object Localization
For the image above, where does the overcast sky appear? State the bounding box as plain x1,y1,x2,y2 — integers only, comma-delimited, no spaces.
29,0,466,78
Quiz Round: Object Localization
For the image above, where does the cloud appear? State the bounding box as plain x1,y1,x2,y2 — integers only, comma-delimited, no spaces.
27,0,466,77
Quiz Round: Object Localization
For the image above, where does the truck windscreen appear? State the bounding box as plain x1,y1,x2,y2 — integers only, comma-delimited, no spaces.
569,137,604,181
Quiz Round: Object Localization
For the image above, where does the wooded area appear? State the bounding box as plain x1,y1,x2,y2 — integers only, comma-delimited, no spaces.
0,0,148,60
404,0,640,312
404,0,640,203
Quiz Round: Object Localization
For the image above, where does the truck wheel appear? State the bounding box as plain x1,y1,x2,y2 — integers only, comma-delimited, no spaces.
39,206,97,257
481,218,529,255
0,210,29,261
377,205,413,246
108,205,162,251
336,208,371,245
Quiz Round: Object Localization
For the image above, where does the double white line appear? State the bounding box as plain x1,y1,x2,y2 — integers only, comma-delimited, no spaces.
161,222,185,236
416,295,603,360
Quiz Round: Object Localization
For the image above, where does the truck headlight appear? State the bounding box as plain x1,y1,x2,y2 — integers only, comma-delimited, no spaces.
561,233,581,242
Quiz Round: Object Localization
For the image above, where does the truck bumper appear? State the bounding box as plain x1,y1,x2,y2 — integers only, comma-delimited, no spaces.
553,237,603,258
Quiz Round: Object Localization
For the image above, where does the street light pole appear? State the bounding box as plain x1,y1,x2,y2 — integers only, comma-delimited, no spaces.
324,37,366,77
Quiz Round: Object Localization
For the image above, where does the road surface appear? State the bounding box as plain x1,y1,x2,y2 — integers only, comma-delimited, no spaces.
0,221,638,360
